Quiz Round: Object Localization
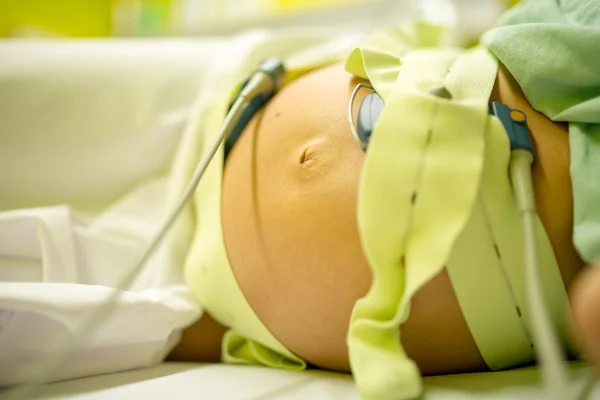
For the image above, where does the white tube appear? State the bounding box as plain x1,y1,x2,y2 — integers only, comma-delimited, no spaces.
509,149,571,400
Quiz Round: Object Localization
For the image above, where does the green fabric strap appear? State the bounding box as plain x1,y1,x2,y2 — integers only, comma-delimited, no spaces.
345,21,498,400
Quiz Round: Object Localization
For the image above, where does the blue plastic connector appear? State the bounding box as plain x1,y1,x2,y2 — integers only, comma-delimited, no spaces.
489,102,536,159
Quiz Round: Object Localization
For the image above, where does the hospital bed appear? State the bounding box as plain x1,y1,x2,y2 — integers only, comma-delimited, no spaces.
1,27,598,400
28,362,600,399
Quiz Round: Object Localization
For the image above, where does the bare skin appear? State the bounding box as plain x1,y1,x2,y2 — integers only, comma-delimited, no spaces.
171,62,587,376
572,264,600,374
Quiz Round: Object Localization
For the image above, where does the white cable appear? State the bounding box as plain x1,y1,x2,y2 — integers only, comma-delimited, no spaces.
1,93,252,400
509,149,571,400
576,369,598,400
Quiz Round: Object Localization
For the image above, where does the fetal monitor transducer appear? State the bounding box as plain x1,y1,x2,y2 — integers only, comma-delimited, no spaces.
1,58,286,400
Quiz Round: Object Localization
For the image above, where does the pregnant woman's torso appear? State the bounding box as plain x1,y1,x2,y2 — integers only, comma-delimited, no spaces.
172,62,584,375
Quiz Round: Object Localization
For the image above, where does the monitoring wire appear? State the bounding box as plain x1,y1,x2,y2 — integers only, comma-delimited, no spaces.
1,60,285,400
509,149,571,400
576,369,598,400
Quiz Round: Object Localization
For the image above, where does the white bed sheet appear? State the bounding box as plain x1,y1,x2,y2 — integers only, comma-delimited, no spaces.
31,362,597,400
0,31,365,386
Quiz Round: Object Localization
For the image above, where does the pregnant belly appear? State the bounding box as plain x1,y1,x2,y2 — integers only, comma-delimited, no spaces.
219,62,583,377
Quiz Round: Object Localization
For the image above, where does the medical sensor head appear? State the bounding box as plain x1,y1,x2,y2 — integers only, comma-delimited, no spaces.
257,58,286,91
348,84,453,151
225,58,286,157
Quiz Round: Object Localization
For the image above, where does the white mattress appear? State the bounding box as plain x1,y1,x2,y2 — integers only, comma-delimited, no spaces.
31,362,597,400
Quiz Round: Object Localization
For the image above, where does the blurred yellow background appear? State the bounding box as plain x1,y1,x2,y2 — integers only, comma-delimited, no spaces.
272,0,367,12
0,0,173,37
0,0,363,37
0,0,521,38
0,0,115,37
